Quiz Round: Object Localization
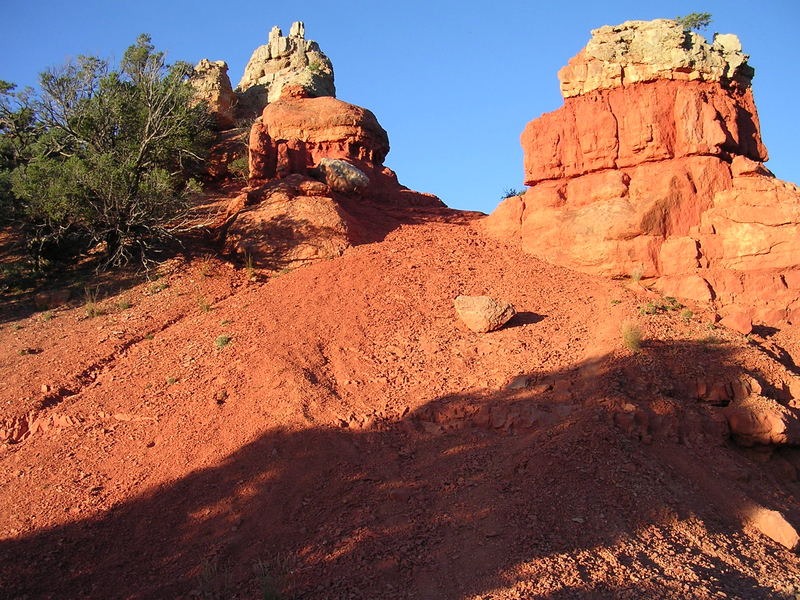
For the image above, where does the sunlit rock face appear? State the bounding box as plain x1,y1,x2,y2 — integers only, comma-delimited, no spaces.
189,59,238,130
484,19,800,328
236,22,336,118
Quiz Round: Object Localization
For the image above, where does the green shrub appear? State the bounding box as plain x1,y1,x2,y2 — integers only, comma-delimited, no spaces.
6,35,213,268
84,286,103,318
638,297,684,315
228,156,249,182
675,12,712,32
501,188,524,200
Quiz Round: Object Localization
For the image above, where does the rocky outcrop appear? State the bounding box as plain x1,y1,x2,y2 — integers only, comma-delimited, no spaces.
247,85,441,208
223,175,353,270
189,59,237,130
559,19,753,98
236,22,335,119
248,86,388,180
485,19,800,327
223,83,442,268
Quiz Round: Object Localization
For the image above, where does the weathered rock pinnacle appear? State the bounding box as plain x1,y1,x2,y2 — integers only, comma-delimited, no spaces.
188,59,238,130
236,21,335,117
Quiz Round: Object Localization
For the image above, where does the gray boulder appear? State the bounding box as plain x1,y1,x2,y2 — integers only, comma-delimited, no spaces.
317,158,370,193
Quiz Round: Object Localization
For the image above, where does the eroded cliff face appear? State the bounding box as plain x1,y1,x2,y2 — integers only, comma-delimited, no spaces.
485,19,800,329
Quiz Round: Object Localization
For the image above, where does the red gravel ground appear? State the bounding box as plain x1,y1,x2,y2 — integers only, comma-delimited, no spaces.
1,204,799,599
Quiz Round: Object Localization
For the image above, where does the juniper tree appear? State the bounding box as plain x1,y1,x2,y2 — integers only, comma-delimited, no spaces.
8,34,213,267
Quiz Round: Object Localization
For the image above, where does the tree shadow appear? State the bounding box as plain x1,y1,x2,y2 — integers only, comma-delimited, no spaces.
1,341,798,599
0,192,233,327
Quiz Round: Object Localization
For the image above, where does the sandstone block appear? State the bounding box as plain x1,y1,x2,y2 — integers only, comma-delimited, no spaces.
485,18,800,328
748,507,800,551
454,296,517,333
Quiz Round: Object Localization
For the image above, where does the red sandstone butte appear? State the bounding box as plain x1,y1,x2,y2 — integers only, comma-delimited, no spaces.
484,19,800,327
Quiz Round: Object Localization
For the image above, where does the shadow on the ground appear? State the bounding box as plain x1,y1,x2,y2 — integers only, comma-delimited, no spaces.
1,342,798,599
507,311,547,328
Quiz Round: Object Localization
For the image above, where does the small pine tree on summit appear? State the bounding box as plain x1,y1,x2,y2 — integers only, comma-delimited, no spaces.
675,12,713,33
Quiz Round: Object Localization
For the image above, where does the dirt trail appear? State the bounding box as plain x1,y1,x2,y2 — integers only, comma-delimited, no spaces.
1,208,799,599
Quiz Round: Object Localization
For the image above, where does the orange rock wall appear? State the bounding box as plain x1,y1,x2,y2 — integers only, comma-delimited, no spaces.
523,80,766,185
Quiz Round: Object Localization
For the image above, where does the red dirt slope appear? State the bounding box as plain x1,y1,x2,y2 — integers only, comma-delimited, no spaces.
1,207,800,599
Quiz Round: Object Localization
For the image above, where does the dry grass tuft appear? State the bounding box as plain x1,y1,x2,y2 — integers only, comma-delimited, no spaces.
621,321,643,352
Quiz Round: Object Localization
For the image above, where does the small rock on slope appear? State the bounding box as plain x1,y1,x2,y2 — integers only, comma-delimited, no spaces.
454,295,516,333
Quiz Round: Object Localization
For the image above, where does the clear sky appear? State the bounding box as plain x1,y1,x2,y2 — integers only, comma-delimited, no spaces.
2,0,798,213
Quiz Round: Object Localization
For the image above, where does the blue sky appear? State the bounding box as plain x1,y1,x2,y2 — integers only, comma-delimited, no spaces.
2,0,798,213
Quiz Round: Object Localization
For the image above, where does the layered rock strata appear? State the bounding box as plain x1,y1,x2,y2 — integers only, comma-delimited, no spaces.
485,19,800,328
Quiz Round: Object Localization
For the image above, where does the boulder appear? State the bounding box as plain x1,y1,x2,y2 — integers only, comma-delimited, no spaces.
247,86,443,208
719,309,753,336
249,88,389,179
747,507,800,551
317,158,369,193
223,176,352,269
484,18,800,327
189,59,237,130
235,22,335,118
454,296,517,333
723,399,800,446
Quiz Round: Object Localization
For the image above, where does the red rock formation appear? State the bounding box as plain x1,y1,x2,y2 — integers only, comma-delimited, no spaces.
248,85,441,208
223,175,354,270
485,19,800,327
522,79,765,185
224,86,442,268
248,86,388,181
